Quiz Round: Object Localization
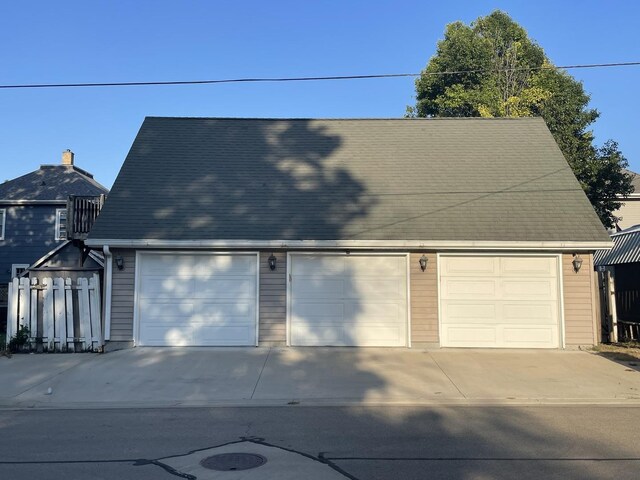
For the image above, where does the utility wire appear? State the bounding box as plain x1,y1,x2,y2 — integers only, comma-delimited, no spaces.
1,61,639,90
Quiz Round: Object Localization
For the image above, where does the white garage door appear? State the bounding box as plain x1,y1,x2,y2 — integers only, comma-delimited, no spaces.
136,253,258,346
290,254,407,346
440,256,561,348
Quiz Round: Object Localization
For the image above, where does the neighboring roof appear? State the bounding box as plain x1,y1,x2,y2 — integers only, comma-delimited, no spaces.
0,164,108,201
623,169,640,195
594,224,640,266
28,240,104,270
88,117,611,245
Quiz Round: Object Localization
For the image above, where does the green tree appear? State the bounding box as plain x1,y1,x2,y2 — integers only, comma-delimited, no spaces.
409,10,634,228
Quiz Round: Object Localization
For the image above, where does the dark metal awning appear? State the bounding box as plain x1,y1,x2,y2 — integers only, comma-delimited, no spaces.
595,225,640,266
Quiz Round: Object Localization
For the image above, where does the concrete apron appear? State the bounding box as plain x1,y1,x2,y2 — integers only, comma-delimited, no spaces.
1,347,639,409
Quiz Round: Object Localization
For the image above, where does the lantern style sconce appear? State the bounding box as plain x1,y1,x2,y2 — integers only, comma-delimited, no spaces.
572,254,583,273
419,254,428,272
268,253,277,271
115,256,124,271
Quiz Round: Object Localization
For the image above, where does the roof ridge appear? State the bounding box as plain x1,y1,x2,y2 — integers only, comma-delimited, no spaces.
144,116,545,122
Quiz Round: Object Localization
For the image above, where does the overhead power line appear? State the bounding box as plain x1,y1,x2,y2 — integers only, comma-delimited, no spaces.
1,61,639,90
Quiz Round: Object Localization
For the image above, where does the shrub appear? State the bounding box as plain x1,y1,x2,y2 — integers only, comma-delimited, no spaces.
8,325,30,353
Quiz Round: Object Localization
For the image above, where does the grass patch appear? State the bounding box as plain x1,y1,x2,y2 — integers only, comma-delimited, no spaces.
592,342,640,363
0,333,10,358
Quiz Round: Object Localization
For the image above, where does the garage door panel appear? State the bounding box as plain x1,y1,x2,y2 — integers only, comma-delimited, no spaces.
446,326,497,345
140,302,195,319
141,301,252,320
291,303,344,322
502,279,556,298
503,303,557,324
503,326,557,345
292,256,345,276
195,278,256,299
501,257,556,276
346,255,405,275
192,325,255,345
345,324,404,346
442,279,497,298
142,255,197,276
193,255,257,276
137,253,257,346
443,303,497,321
344,302,401,322
345,278,403,299
440,256,560,349
293,278,345,298
291,324,344,346
140,277,196,299
443,256,496,275
140,326,193,346
290,255,407,347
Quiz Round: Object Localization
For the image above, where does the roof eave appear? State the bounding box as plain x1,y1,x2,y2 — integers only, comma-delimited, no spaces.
0,199,68,205
85,238,613,251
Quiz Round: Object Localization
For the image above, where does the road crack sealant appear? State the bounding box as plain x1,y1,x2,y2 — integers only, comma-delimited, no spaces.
0,436,360,479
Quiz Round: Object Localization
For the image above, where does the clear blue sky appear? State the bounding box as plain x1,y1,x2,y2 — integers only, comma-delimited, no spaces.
1,1,639,188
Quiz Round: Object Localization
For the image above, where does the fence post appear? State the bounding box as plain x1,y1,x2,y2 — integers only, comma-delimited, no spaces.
78,278,92,351
6,279,18,345
29,278,39,350
53,278,66,352
64,279,75,352
606,270,619,343
42,277,54,352
17,277,29,334
89,274,103,350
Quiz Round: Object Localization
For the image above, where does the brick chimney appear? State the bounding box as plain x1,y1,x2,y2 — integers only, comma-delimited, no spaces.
62,149,74,166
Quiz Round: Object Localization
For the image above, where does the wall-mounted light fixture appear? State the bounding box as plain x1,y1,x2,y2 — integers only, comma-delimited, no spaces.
419,254,428,272
268,253,277,271
572,254,583,273
115,256,124,271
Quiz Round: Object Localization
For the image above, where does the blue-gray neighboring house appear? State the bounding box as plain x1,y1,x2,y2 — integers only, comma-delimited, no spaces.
0,150,108,329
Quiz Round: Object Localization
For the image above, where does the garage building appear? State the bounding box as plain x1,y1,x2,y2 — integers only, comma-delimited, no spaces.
87,117,611,350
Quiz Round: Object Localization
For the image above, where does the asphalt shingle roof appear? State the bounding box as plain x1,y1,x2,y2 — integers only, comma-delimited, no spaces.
0,165,108,201
623,169,640,192
89,117,610,243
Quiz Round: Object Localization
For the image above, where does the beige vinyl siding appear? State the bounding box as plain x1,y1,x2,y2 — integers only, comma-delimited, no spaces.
259,251,286,344
613,198,640,230
110,248,136,341
562,252,597,346
410,252,439,345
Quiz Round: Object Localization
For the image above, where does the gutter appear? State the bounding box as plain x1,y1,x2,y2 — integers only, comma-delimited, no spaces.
85,238,614,251
102,245,113,343
0,200,68,206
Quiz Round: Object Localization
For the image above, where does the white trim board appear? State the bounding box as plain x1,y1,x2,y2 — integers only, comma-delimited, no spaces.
86,238,613,251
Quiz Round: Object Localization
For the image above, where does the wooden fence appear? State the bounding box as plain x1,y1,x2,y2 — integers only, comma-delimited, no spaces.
598,270,640,342
6,274,103,352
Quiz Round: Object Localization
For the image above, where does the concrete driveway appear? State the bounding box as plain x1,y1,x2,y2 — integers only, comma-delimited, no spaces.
1,348,639,409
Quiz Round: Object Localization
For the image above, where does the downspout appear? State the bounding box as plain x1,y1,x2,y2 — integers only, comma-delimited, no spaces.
102,245,113,343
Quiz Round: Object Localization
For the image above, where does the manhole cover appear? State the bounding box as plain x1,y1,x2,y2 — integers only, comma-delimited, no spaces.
200,453,267,471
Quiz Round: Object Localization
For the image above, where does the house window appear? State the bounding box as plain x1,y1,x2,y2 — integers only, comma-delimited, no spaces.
55,208,67,240
11,264,30,279
0,209,5,240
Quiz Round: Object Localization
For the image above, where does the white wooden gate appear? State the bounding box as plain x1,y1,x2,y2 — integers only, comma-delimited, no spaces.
6,274,103,352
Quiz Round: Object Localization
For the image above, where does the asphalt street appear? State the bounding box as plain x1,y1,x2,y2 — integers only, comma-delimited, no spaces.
1,405,640,479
